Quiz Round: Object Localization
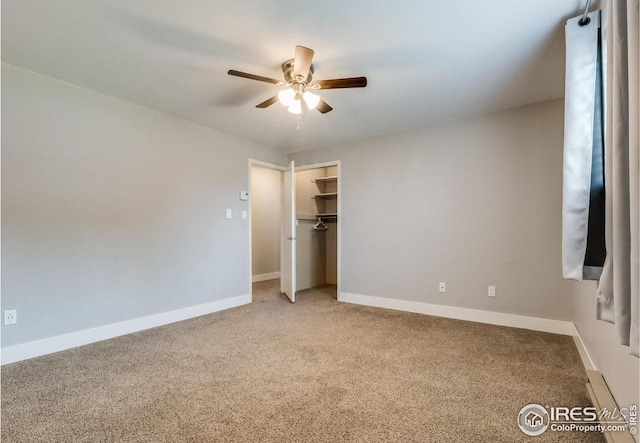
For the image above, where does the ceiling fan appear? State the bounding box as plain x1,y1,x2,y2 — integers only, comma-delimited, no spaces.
228,45,367,115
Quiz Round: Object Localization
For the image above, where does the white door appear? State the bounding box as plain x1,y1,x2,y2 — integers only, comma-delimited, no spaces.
281,161,296,302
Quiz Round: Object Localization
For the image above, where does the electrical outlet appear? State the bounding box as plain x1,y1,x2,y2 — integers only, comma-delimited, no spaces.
4,309,17,325
439,282,446,293
488,286,496,297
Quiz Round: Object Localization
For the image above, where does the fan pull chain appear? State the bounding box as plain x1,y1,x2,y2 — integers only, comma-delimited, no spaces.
297,116,301,130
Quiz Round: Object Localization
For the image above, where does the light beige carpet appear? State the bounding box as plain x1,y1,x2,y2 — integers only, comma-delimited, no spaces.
1,280,602,443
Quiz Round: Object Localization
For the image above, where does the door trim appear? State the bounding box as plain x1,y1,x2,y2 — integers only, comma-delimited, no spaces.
282,161,296,301
248,159,286,302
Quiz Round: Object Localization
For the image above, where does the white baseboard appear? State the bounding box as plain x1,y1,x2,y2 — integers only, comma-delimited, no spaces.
338,292,577,336
572,327,598,371
252,272,280,283
1,294,251,365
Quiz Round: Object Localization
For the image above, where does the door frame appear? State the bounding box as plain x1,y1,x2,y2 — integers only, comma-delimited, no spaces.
248,159,286,302
294,160,342,298
248,159,343,301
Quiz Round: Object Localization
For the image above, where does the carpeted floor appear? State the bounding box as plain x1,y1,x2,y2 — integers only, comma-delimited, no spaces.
1,280,603,443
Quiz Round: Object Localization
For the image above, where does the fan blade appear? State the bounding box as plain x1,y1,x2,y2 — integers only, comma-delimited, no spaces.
256,95,279,108
316,98,333,114
312,77,367,89
293,46,314,80
228,70,281,85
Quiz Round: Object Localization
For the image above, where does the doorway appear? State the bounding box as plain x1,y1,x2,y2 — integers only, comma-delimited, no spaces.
294,161,341,301
248,159,341,303
249,160,284,302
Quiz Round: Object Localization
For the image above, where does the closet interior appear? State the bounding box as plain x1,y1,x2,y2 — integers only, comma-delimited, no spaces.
295,166,338,295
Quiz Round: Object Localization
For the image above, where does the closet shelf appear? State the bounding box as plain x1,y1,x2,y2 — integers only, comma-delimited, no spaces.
296,213,338,221
312,192,338,199
312,176,338,184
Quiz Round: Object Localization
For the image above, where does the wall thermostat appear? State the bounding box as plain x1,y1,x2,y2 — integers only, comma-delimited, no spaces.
239,191,249,201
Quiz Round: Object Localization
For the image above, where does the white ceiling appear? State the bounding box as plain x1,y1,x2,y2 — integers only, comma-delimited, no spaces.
2,0,583,152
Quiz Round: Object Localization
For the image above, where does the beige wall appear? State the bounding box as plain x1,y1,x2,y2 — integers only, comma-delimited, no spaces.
296,220,326,291
296,169,326,217
326,223,337,285
251,166,281,277
1,64,286,347
290,99,573,320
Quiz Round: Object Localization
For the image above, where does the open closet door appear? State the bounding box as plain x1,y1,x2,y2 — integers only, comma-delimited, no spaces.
281,161,296,302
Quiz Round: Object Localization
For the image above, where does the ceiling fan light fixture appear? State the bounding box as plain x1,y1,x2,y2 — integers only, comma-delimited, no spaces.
302,91,320,109
278,88,295,106
288,99,302,115
228,44,367,115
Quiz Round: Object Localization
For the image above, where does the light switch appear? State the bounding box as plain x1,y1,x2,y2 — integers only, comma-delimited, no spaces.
240,191,249,201
242,210,247,220
226,209,232,219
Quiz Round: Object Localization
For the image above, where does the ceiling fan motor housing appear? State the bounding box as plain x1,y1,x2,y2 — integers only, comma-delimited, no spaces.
282,59,314,85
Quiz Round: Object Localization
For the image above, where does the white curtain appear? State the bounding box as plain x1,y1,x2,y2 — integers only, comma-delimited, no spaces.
564,0,639,357
563,10,606,282
596,0,639,357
